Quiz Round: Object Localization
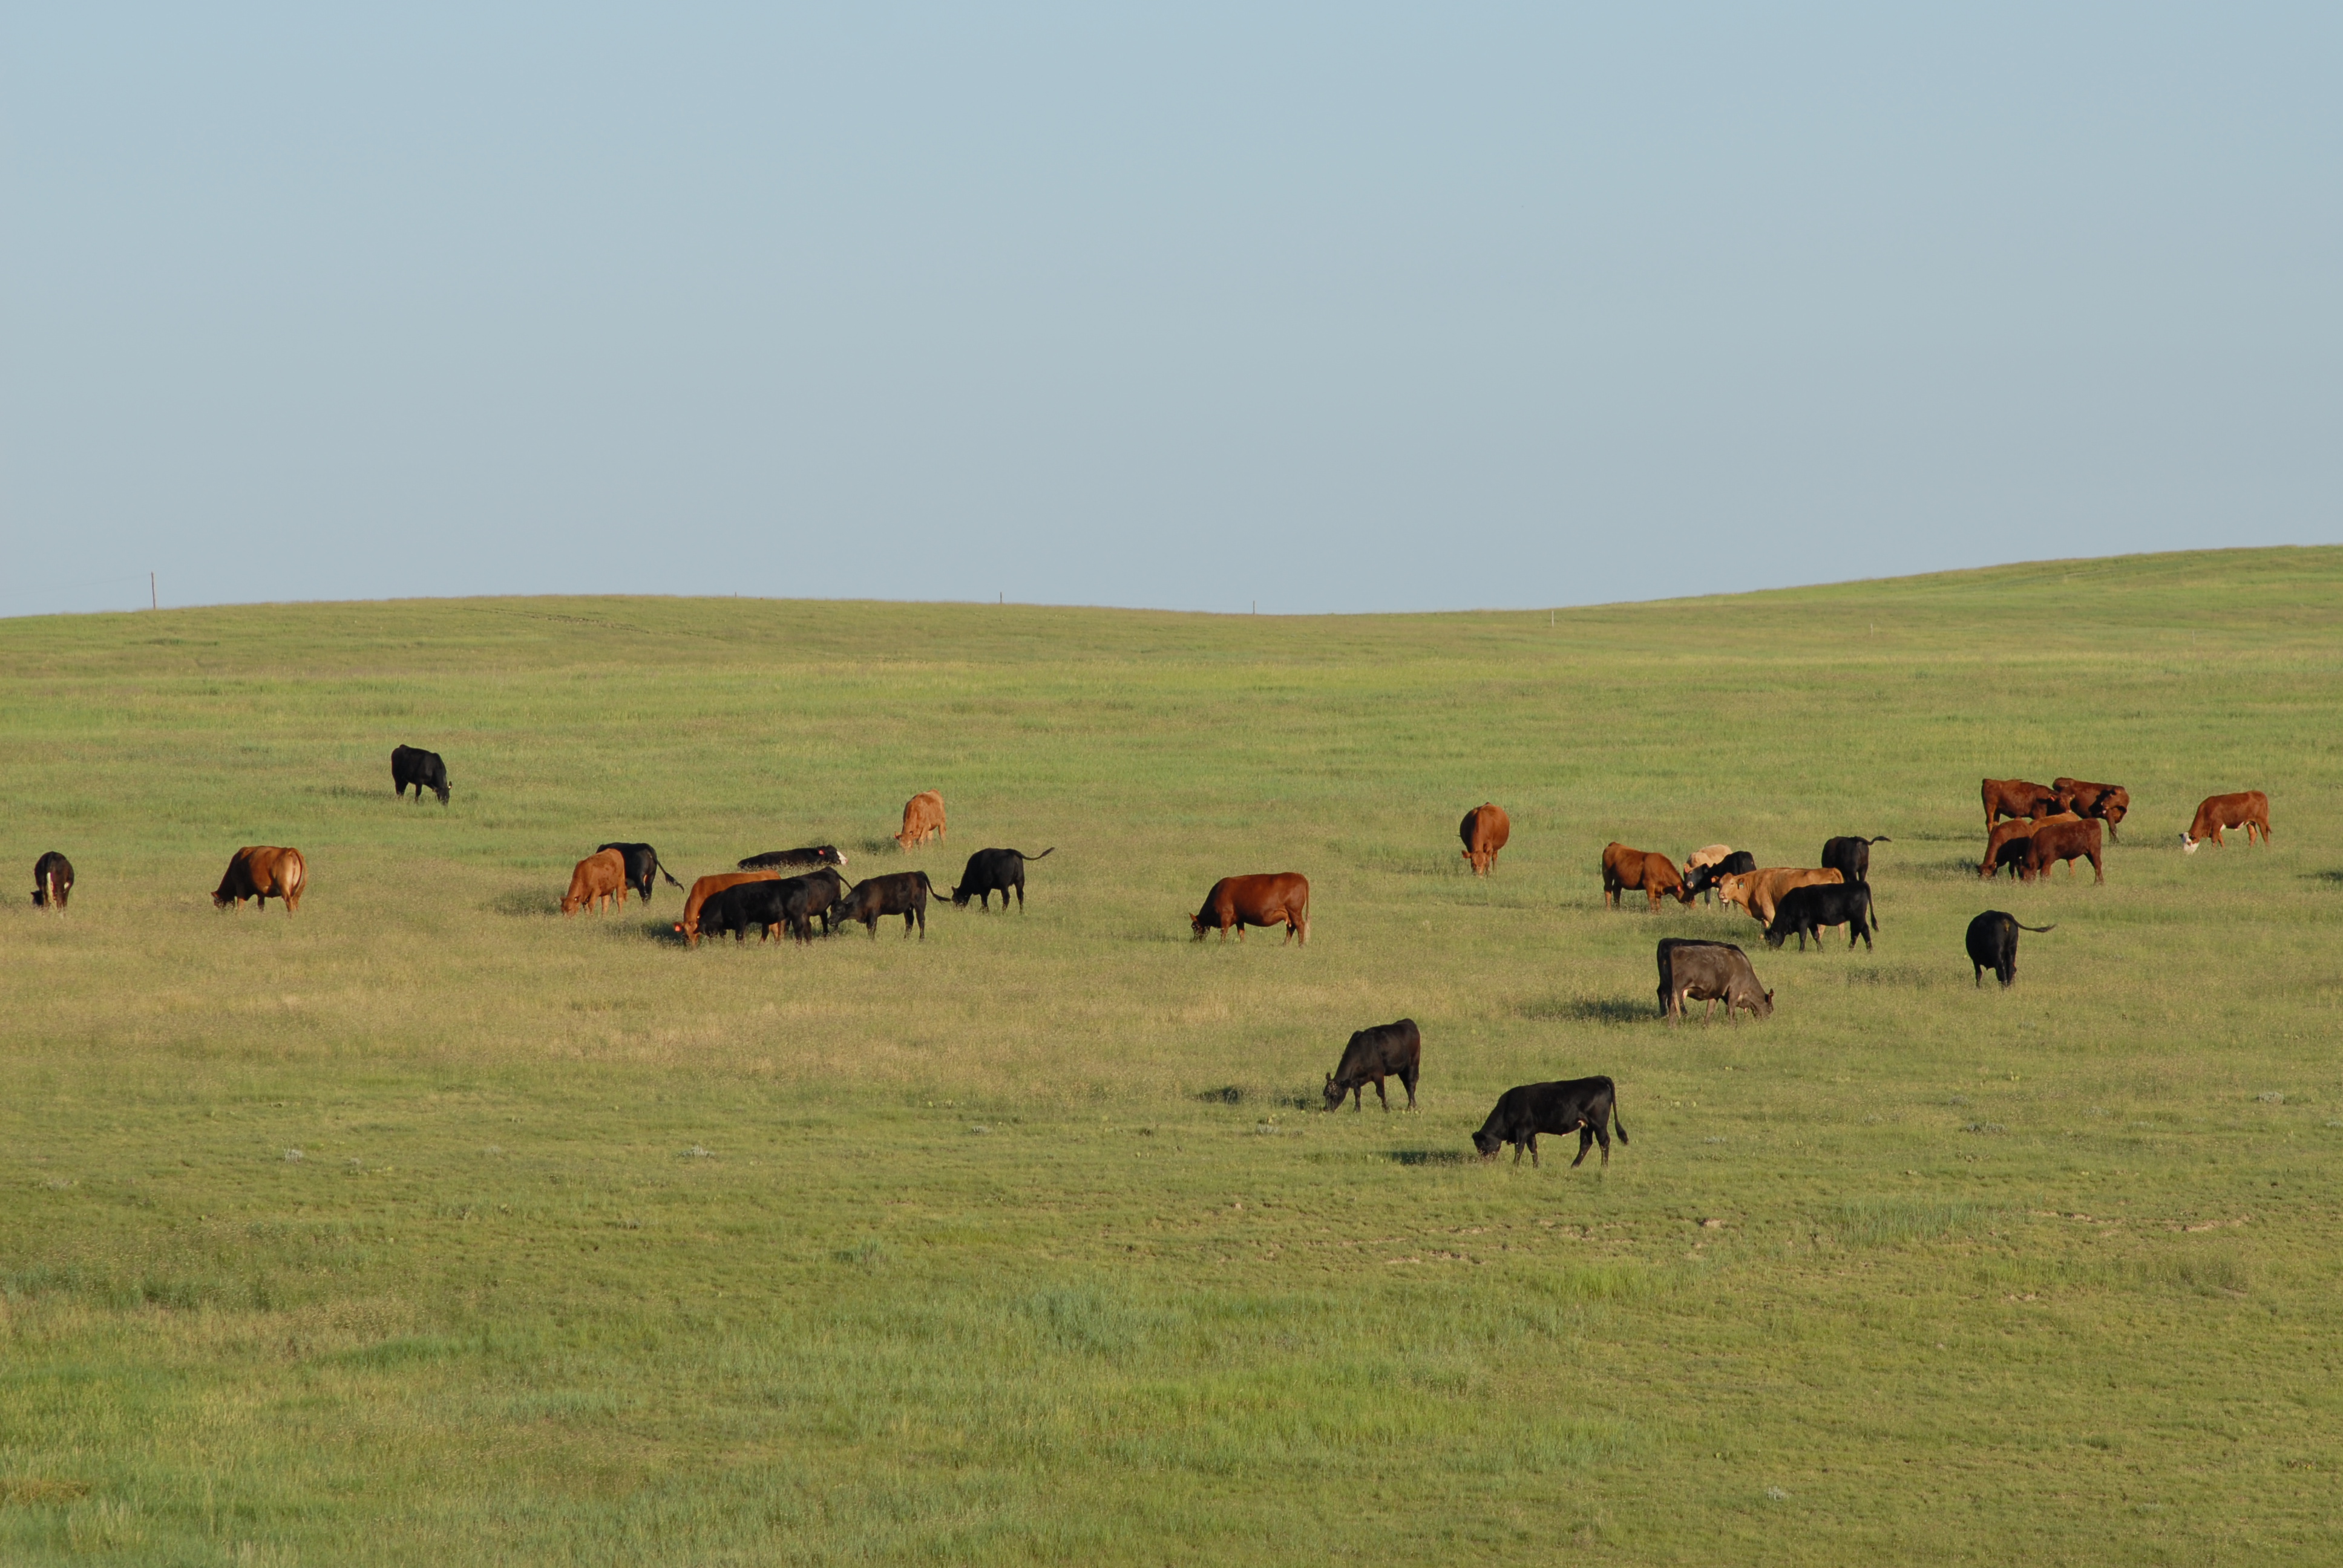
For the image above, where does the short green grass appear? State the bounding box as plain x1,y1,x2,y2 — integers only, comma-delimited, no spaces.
2,546,2340,1564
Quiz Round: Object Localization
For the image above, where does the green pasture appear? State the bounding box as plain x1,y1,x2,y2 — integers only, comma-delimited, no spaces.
2,547,2339,1564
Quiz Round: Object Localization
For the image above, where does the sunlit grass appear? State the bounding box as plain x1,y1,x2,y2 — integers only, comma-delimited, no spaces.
1,546,2340,1563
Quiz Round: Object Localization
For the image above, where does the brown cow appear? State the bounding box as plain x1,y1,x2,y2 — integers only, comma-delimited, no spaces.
2025,818,2104,883
1601,843,1692,910
2053,777,2131,841
1714,866,1842,925
213,846,306,915
1191,873,1310,945
2181,791,2270,852
561,849,629,916
675,870,782,944
1982,778,2061,829
1459,803,1510,876
895,789,946,851
1979,812,2079,880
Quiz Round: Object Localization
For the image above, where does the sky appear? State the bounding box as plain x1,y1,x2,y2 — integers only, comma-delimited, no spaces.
4,4,2338,618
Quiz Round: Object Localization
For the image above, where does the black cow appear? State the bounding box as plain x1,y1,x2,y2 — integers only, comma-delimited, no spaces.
31,851,74,911
1965,910,2054,988
1765,881,1877,951
597,842,685,904
1656,938,1772,1023
1322,1019,1421,1111
833,871,939,939
698,872,846,945
1821,835,1890,884
739,846,848,871
390,745,450,805
1685,849,1757,903
950,846,1054,911
1471,1077,1627,1168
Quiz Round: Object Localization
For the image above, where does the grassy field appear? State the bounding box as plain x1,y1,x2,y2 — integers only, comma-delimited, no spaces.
2,546,2339,1565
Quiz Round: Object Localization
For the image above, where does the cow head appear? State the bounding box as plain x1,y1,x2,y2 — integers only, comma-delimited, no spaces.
1190,912,1210,939
824,846,847,866
1754,988,1775,1018
1322,1074,1346,1111
2180,832,2200,854
1471,1127,1502,1159
950,884,973,908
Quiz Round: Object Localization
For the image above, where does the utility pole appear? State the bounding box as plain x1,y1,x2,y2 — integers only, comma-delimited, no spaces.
150,572,157,610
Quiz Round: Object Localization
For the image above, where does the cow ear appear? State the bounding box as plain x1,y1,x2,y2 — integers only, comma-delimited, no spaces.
1765,990,1774,1002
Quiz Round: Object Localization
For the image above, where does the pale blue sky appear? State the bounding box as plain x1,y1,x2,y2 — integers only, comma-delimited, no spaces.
5,5,2337,618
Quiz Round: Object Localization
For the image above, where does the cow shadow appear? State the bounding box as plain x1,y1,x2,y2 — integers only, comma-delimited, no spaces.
2301,870,2343,887
487,889,562,918
1519,996,1654,1026
1386,1149,1467,1166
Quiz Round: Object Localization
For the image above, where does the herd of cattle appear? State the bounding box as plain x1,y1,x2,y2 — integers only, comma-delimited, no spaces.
20,748,2277,1168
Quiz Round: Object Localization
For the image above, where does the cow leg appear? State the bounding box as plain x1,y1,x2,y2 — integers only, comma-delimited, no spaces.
1571,1125,1595,1168
1401,1067,1418,1111
1373,1076,1389,1112
1525,1134,1538,1168
1015,883,1024,912
1350,1085,1363,1111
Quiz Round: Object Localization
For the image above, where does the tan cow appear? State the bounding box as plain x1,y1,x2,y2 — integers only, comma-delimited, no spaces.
895,789,946,851
1979,812,2079,880
1601,843,1693,910
1982,777,2060,829
674,870,782,944
561,849,629,917
213,846,306,915
1459,803,1510,876
2181,791,2270,852
1714,866,1842,925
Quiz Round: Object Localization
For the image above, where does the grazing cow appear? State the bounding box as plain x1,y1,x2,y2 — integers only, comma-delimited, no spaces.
675,871,781,944
834,871,940,939
1601,843,1693,910
694,872,842,945
1190,873,1311,945
2025,818,2105,883
1765,881,1878,951
2054,778,2131,841
31,851,73,912
1323,1019,1421,1112
1459,804,1511,877
1657,938,1772,1023
2181,791,2270,852
1472,1077,1628,1169
1715,867,1842,925
1821,835,1891,884
391,745,451,806
213,846,306,915
1982,778,2060,829
597,843,684,904
1685,849,1756,904
1965,910,2054,988
738,846,848,871
1978,813,2077,880
894,790,946,852
950,846,1054,911
561,849,629,916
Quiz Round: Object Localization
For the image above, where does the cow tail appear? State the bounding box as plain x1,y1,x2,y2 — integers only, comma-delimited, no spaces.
2016,921,2057,933
1611,1096,1629,1145
1868,835,1893,844
1021,848,1056,861
656,858,684,889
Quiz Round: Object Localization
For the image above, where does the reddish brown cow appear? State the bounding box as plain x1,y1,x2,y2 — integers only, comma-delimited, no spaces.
2053,777,2131,840
895,789,946,851
1982,778,2060,829
2181,791,2270,852
1191,873,1310,945
213,846,306,915
1601,843,1693,910
2024,818,2104,883
1459,803,1510,877
1979,812,2079,880
675,870,781,944
562,849,629,917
